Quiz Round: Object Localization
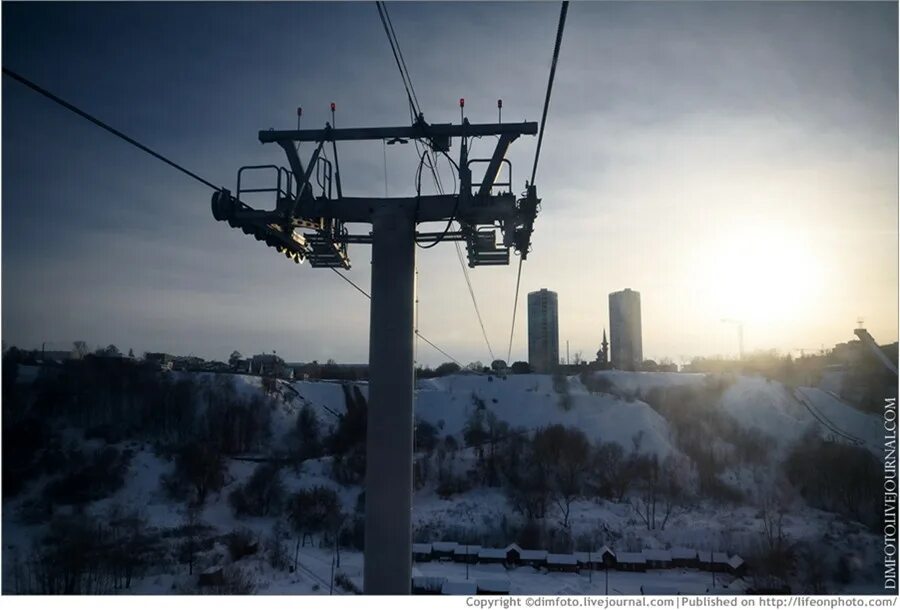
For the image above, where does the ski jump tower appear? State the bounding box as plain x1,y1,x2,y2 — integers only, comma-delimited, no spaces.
211,111,540,593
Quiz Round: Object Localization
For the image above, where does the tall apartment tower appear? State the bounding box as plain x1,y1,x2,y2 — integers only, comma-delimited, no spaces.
609,288,642,370
527,289,559,373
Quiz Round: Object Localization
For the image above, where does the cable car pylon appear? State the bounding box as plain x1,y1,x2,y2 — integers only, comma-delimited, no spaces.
211,111,540,594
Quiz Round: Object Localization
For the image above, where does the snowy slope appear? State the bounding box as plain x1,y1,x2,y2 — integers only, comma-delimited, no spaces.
415,374,676,457
720,377,813,448
794,386,883,453
3,369,887,594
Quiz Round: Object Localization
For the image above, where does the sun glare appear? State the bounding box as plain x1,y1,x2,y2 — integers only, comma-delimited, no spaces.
705,224,824,326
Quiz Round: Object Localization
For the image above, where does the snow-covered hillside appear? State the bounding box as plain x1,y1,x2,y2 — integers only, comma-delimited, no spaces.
415,373,676,457
2,369,887,594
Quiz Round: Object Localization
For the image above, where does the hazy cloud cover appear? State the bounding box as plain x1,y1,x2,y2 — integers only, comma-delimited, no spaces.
3,2,896,365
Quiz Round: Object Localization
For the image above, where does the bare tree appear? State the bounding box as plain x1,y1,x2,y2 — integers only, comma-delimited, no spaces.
658,455,693,530
532,425,590,528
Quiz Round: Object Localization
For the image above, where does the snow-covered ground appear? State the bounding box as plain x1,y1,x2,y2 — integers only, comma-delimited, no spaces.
416,373,676,457
2,370,887,594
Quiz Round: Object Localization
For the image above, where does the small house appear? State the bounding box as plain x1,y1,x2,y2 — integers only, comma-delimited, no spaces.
412,543,433,562
145,352,174,371
412,573,444,595
698,551,730,572
519,548,548,568
478,547,507,565
503,543,523,565
432,541,459,561
575,546,616,570
453,545,481,564
198,567,225,587
670,547,699,568
546,553,579,573
728,554,746,577
615,551,646,572
643,549,673,570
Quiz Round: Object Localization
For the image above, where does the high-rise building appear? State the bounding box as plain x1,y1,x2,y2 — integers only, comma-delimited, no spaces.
609,288,642,370
527,289,559,373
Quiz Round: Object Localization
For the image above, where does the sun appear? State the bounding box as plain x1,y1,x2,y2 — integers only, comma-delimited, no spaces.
705,224,824,326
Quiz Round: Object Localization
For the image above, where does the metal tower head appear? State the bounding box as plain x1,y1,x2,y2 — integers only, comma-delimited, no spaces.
211,115,540,270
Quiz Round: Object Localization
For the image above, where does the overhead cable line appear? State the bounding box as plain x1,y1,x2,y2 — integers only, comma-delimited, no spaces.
2,67,221,191
4,66,467,371
373,2,496,363
529,1,568,187
415,330,464,369
329,267,371,299
375,1,420,119
380,1,422,116
506,259,524,363
506,1,569,364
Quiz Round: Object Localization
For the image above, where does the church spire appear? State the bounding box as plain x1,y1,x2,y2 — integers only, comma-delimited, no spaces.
597,328,609,364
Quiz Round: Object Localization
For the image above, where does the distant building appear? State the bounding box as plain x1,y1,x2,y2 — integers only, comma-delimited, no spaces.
171,355,206,371
250,353,292,378
40,349,81,364
595,328,609,365
609,289,642,370
527,289,559,373
287,361,369,380
831,340,866,366
145,352,174,370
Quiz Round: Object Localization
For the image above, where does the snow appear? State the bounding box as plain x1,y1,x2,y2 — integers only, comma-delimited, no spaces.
644,550,672,562
2,369,889,594
718,376,883,457
728,555,745,570
475,577,510,593
520,549,548,562
441,579,477,595
794,386,883,453
454,545,480,557
720,376,811,448
415,373,677,457
432,541,459,554
617,552,646,564
411,560,745,595
671,547,698,560
547,553,578,566
575,548,614,564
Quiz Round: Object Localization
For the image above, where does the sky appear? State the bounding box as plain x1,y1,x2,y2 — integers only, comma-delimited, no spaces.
2,1,897,366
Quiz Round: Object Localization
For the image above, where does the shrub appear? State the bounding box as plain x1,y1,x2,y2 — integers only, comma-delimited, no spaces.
266,521,290,570
434,362,462,376
226,528,258,561
436,473,471,499
162,442,225,505
200,566,256,594
510,361,531,374
785,437,881,529
2,416,52,497
334,572,361,594
415,419,439,453
580,372,614,395
43,446,131,506
228,463,284,517
295,404,323,461
84,423,124,444
339,516,365,551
